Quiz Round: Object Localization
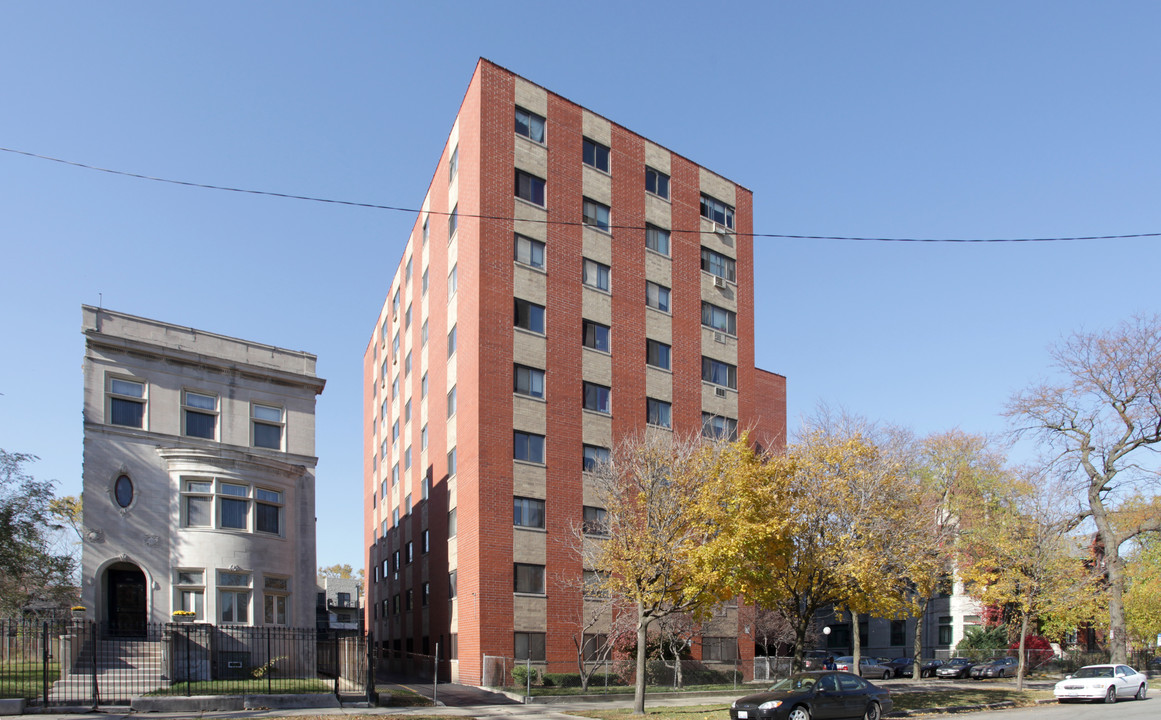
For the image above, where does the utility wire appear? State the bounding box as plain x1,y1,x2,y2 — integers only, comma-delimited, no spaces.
4,145,1158,244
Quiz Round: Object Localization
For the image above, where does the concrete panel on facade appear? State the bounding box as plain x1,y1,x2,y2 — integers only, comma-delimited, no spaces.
515,137,548,179
701,274,738,310
514,264,547,305
512,395,547,435
513,329,547,369
582,165,612,206
581,229,614,267
581,287,613,327
514,77,548,116
581,110,612,146
645,367,673,401
581,347,613,386
645,194,671,228
701,326,738,362
514,198,548,225
701,383,738,418
643,142,670,173
644,306,673,344
581,410,613,447
513,596,547,632
512,528,546,565
699,168,736,206
512,460,546,499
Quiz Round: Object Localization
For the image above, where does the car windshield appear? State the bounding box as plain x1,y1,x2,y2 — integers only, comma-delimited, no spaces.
1073,667,1114,679
950,659,970,666
769,674,819,692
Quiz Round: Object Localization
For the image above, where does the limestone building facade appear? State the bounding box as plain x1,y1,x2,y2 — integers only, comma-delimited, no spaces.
81,306,325,633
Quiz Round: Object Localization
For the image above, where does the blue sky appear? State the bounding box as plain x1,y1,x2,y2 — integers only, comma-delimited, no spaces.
2,2,1158,570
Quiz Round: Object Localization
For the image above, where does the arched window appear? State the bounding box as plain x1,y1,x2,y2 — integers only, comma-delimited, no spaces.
114,474,134,508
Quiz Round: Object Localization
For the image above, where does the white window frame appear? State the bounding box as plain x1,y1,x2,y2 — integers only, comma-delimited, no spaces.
107,375,146,428
251,404,284,450
182,389,218,440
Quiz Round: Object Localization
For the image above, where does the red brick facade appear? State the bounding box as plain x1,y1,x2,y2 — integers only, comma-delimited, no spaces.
363,59,786,685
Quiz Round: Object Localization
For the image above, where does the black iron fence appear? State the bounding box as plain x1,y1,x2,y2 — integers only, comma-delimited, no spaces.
0,618,370,708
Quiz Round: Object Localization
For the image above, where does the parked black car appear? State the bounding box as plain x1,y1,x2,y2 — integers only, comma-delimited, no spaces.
730,671,892,720
970,656,1019,679
936,657,975,678
801,650,831,671
918,658,945,678
883,657,914,678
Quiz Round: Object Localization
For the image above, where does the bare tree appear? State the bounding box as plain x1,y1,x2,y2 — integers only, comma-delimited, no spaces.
654,611,697,688
1007,313,1161,663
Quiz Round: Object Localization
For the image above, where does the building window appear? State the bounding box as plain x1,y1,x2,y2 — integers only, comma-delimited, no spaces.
582,258,610,291
645,167,670,199
700,194,734,229
583,382,611,414
646,339,671,371
405,590,413,611
582,198,610,231
404,446,412,469
447,385,457,416
392,421,400,443
220,483,250,530
702,357,738,389
448,145,458,181
405,352,412,376
514,364,545,399
183,390,217,439
114,474,134,508
183,479,213,527
891,620,906,646
514,234,545,269
515,298,546,334
422,268,429,295
392,508,399,526
108,377,145,427
515,170,546,206
583,505,608,535
514,564,546,595
422,320,429,346
702,302,737,335
513,497,545,529
515,106,545,143
448,204,458,238
391,376,400,400
938,616,953,645
263,576,289,626
647,398,672,428
421,424,428,449
702,413,739,441
422,217,429,244
448,324,457,357
406,257,413,282
406,541,414,563
405,304,412,328
702,637,737,662
582,320,610,352
514,431,546,464
582,633,608,661
447,447,457,476
582,138,610,172
422,582,430,607
701,247,737,282
448,508,457,538
514,631,547,661
421,372,428,398
583,445,610,472
447,264,458,300
422,529,430,553
645,281,670,312
175,569,204,621
219,571,251,624
645,224,670,255
255,488,283,535
252,404,284,450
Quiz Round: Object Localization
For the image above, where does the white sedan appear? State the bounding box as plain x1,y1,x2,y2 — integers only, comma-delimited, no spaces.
1054,664,1148,703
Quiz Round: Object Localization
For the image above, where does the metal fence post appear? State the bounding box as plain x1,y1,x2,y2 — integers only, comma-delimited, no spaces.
333,632,340,696
433,642,439,704
89,620,98,710
365,631,375,705
184,624,191,697
41,621,49,708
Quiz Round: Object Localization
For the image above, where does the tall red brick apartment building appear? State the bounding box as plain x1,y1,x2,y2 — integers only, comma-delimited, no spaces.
364,59,786,685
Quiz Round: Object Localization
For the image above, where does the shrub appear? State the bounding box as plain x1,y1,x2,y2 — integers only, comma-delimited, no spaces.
511,665,541,687
1010,635,1055,669
542,672,583,687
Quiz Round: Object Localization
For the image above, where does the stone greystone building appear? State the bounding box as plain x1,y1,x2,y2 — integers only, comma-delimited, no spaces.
81,306,325,634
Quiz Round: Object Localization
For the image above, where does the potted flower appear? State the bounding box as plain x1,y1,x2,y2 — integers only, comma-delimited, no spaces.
70,605,86,619
171,610,196,623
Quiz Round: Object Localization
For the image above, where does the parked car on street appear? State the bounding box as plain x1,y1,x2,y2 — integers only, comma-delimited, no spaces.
800,650,830,671
882,657,913,678
935,657,975,678
918,658,945,678
730,671,893,720
1054,664,1147,703
833,655,893,679
970,656,1019,679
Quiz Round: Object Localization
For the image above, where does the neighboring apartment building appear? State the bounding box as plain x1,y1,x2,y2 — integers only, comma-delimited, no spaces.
81,306,325,633
316,575,364,631
363,59,786,685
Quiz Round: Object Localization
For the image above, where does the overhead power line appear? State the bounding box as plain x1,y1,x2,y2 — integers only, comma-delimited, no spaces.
3,146,1158,244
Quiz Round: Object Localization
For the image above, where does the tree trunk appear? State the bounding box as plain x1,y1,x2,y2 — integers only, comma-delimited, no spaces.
851,610,861,674
912,597,929,682
675,642,684,688
792,614,810,672
1090,485,1129,664
1016,610,1028,692
633,603,649,715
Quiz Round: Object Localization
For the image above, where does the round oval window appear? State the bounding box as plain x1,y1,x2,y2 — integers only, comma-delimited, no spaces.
114,475,133,508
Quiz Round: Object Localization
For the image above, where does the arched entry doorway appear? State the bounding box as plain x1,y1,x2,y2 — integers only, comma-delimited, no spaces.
105,562,147,637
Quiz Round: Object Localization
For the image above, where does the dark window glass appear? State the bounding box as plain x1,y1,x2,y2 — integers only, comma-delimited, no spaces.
582,320,610,351
514,234,545,268
110,398,144,427
514,431,546,463
114,475,133,508
582,258,610,291
514,365,545,398
702,302,737,335
647,398,672,428
646,281,671,312
701,247,737,282
514,563,545,594
582,505,608,534
702,413,739,441
256,503,280,534
583,382,611,414
254,423,281,449
513,497,546,529
700,194,735,229
515,299,546,334
583,138,610,172
514,631,547,661
702,357,738,389
582,198,610,231
583,445,610,472
646,339,671,370
646,224,670,255
515,170,546,206
645,167,670,199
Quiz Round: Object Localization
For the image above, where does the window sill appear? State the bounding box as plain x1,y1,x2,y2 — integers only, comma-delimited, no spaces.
645,305,672,318
583,163,611,177
513,392,547,404
701,269,738,286
582,408,612,419
515,327,547,340
646,363,673,375
515,134,546,149
582,346,612,357
582,223,612,236
582,284,612,296
514,592,547,599
514,525,547,534
645,246,671,261
514,260,548,275
646,191,671,204
513,459,547,469
703,381,738,394
515,196,547,212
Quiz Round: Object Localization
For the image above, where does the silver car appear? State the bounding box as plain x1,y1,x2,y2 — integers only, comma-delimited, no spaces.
833,655,893,680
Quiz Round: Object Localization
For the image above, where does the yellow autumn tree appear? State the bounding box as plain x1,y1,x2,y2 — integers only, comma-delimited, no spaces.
1124,534,1161,649
581,431,739,715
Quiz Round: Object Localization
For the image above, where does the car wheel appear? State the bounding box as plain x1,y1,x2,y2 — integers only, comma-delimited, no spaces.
1136,684,1147,701
1104,686,1117,704
864,701,881,720
883,671,891,680
788,705,811,720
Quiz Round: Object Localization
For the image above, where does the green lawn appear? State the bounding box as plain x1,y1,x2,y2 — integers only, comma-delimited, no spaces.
146,677,332,695
0,661,60,700
377,685,436,706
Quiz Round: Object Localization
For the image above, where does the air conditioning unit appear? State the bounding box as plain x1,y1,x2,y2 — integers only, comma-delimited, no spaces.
714,387,727,399
714,223,728,236
714,332,726,344
713,276,726,289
